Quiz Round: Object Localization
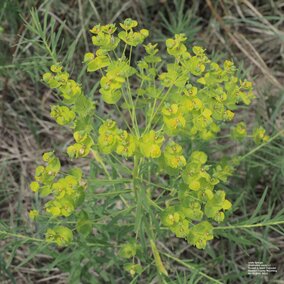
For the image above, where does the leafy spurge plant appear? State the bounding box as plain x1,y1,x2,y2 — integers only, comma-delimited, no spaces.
29,18,270,277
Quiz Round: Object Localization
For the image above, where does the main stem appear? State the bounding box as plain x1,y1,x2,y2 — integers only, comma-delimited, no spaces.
132,155,168,276
133,155,139,197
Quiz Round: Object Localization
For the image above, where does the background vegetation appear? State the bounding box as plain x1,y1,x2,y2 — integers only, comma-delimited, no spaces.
0,0,283,283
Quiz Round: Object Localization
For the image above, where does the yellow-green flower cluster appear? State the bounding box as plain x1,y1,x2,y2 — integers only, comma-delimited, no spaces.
187,221,214,249
161,206,190,238
163,142,186,169
43,65,94,158
161,151,233,249
28,209,39,220
50,105,75,125
90,23,119,51
182,151,210,191
230,123,270,144
98,122,167,160
46,226,73,246
252,126,269,144
118,19,149,47
67,131,94,159
148,38,256,140
29,152,88,246
118,240,142,276
139,130,164,159
137,46,160,82
98,120,137,157
231,122,247,141
84,20,147,105
124,263,143,277
162,103,186,134
119,240,140,259
99,60,136,104
32,151,61,194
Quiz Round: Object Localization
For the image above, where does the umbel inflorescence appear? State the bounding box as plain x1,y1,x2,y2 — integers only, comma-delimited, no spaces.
29,18,269,273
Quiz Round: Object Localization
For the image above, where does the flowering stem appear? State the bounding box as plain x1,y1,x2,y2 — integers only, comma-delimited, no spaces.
133,155,141,237
149,239,168,276
132,155,168,276
91,150,111,179
145,85,173,133
115,104,133,134
214,220,284,230
127,46,140,136
162,252,222,284
240,129,284,161
133,156,140,193
0,230,45,243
